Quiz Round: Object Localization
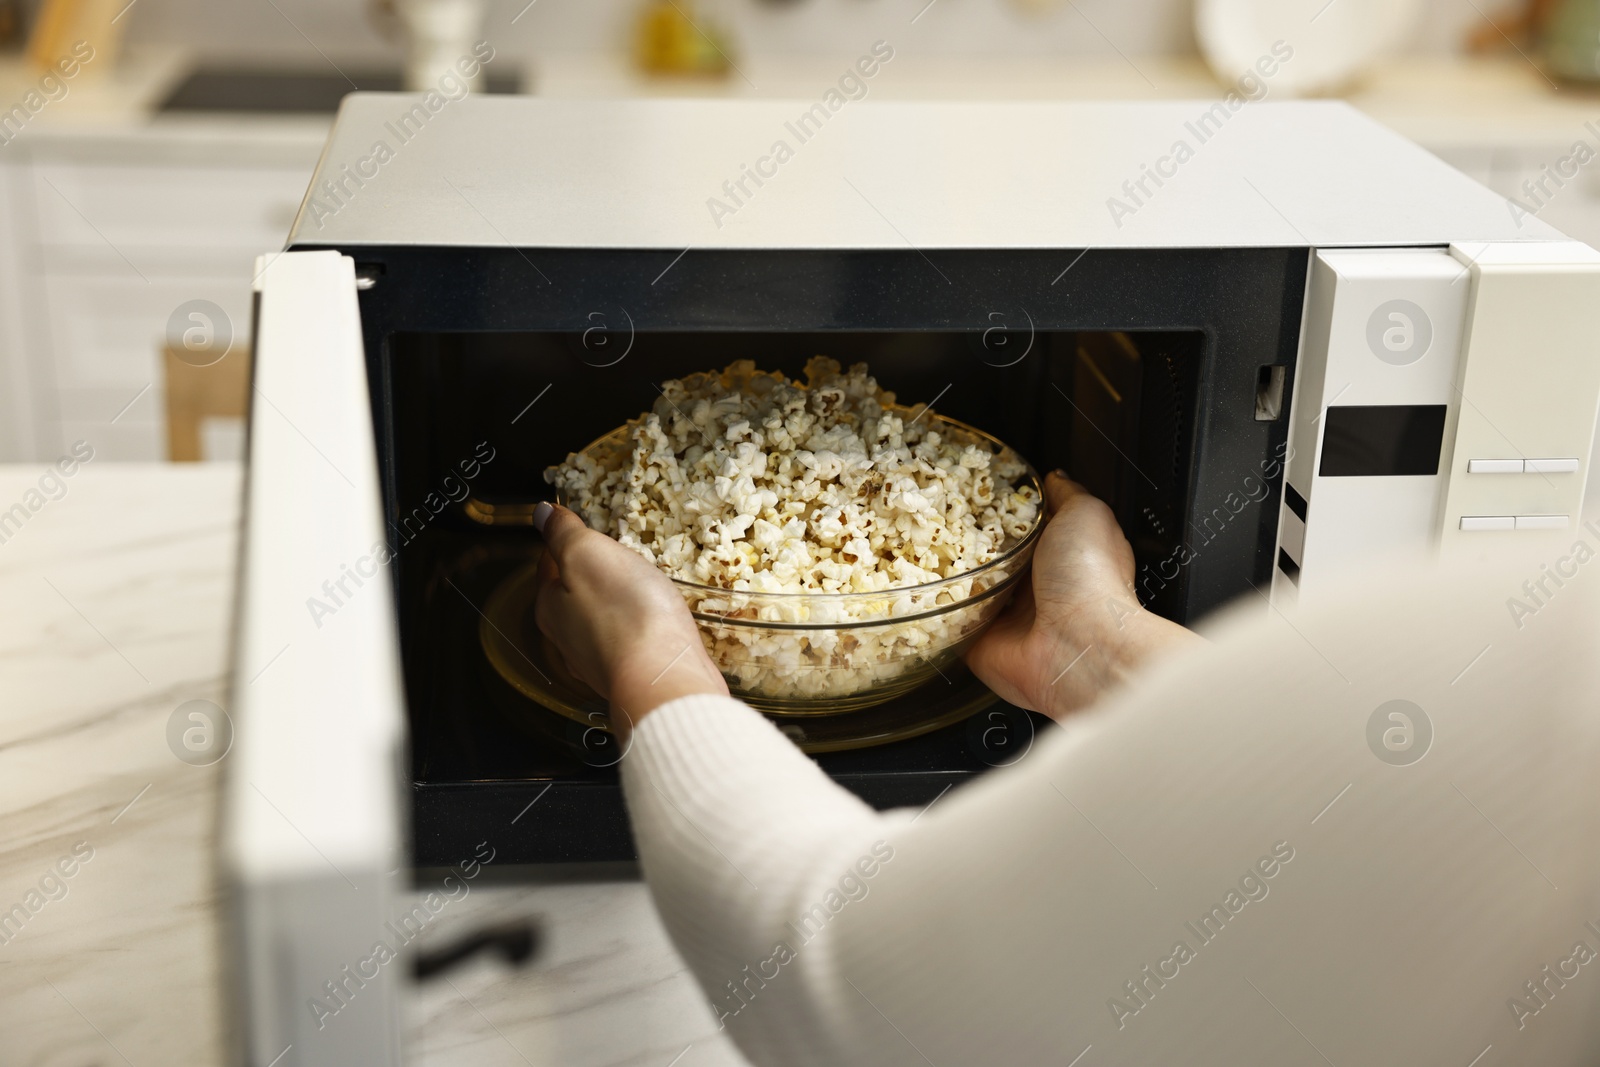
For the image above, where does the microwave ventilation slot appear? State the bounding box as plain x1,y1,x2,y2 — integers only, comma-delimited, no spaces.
1254,365,1286,421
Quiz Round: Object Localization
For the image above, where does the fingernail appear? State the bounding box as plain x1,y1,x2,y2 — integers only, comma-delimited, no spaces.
532,501,553,533
1051,468,1068,480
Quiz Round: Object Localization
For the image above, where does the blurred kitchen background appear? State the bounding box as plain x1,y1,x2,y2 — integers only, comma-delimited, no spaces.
0,0,1595,465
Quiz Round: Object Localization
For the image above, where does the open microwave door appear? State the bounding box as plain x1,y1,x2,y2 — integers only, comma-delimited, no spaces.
223,251,405,1066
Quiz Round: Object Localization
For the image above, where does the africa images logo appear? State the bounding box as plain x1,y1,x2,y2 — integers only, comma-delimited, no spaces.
1366,300,1432,366
1366,700,1432,767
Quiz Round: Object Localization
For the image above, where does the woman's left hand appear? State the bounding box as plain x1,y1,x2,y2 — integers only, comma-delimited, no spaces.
965,472,1200,718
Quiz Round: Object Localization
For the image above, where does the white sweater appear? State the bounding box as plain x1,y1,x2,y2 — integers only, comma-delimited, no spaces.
620,560,1600,1067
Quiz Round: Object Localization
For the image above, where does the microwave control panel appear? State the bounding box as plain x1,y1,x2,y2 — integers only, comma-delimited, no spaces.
1274,242,1600,607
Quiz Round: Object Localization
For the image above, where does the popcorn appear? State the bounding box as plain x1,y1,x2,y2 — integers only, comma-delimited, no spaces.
546,359,1042,705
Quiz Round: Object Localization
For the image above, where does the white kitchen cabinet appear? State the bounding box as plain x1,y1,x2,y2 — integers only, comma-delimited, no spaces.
41,274,251,390
42,273,258,460
0,158,45,460
30,161,306,267
0,125,324,462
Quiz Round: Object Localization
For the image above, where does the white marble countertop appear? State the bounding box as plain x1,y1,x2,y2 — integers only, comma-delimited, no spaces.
0,463,746,1067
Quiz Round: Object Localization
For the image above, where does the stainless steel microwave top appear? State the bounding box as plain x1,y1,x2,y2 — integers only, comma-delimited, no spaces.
286,95,1557,250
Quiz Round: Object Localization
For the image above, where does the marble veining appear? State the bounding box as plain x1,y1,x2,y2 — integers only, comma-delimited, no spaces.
0,464,749,1067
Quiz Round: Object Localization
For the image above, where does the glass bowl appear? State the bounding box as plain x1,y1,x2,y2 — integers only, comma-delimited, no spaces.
559,412,1044,715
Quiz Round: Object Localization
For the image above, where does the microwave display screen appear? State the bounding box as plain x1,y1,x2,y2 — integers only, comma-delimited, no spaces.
1318,404,1448,478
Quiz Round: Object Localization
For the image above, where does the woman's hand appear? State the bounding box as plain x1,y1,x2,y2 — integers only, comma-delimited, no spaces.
533,502,727,738
965,472,1200,719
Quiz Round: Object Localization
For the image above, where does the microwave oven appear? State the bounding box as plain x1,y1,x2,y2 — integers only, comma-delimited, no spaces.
222,95,1600,1064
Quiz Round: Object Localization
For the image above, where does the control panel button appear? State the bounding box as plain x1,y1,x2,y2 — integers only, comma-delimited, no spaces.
1467,458,1524,473
1515,514,1570,530
1524,458,1581,473
1460,516,1515,531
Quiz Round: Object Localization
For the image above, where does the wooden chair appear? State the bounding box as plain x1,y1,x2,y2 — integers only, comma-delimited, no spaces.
163,345,251,462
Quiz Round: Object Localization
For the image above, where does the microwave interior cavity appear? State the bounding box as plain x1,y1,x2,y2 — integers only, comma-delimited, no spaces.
323,245,1306,862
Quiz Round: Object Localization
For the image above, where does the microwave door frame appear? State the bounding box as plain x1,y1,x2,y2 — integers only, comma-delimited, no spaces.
223,250,406,1066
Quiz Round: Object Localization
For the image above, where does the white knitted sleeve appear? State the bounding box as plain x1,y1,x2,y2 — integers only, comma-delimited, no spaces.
620,562,1600,1067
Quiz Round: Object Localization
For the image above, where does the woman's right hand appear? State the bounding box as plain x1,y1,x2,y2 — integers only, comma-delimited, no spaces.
965,472,1200,718
533,502,727,738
